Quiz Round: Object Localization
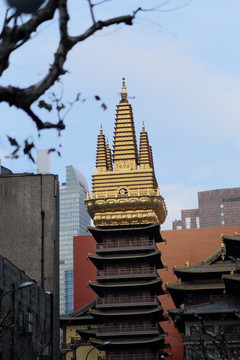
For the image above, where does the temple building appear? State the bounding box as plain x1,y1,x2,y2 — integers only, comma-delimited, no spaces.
81,78,169,359
167,233,240,359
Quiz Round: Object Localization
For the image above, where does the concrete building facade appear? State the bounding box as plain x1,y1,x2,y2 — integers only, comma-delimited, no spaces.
173,187,240,229
0,255,53,359
0,172,59,359
59,166,91,314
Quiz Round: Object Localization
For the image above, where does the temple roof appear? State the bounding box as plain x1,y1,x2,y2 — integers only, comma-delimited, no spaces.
169,299,240,317
60,297,97,326
89,335,168,348
166,280,225,292
88,278,165,296
166,280,225,308
88,250,165,270
87,223,165,243
89,306,167,322
173,246,236,280
223,273,240,294
168,300,240,334
223,233,240,258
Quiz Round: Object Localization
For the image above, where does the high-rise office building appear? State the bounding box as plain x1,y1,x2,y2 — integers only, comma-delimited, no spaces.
172,187,240,229
59,165,91,314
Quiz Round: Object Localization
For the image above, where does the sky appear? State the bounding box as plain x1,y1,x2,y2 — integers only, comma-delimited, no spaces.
1,0,240,229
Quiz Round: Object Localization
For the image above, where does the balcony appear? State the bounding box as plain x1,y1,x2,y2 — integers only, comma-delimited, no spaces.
96,267,158,281
97,324,159,337
99,354,159,360
88,188,160,200
96,239,155,254
96,295,158,308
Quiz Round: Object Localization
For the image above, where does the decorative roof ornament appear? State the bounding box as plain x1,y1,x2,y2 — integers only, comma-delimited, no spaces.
120,77,128,103
95,125,107,172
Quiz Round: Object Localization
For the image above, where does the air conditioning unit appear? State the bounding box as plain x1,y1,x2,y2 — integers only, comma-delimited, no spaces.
25,312,33,323
26,323,33,334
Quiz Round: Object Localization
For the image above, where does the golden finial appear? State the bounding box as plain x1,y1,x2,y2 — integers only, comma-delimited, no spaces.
142,121,145,131
234,231,238,236
185,260,189,267
120,77,128,103
100,124,103,134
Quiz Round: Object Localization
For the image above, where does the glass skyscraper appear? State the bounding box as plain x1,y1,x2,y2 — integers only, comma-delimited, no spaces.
59,165,91,314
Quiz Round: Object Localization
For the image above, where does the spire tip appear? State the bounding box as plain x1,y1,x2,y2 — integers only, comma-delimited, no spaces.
120,77,128,103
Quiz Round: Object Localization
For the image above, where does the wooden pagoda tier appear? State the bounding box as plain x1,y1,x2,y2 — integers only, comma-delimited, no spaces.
166,244,237,308
87,223,169,358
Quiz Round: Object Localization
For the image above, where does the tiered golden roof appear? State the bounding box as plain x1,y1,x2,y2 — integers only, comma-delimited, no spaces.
86,78,167,227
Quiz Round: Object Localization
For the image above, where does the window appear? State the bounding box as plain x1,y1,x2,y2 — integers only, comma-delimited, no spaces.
221,220,225,225
185,217,191,229
190,325,199,335
220,204,224,208
221,212,224,216
205,325,214,333
219,324,240,334
196,216,200,228
176,226,182,230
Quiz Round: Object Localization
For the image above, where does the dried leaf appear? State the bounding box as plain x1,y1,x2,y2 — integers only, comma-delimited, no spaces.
7,136,19,147
101,103,107,110
56,103,65,112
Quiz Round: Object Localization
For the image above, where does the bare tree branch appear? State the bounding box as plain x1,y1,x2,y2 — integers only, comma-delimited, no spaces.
0,0,185,158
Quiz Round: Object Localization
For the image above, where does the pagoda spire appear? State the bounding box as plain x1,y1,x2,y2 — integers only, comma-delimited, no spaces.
139,122,152,170
120,77,128,104
113,77,138,171
95,125,107,172
106,140,113,171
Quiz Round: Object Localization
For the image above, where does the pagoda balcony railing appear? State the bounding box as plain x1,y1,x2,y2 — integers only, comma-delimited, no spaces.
96,239,155,251
96,267,158,280
97,324,159,336
88,188,160,200
98,354,159,360
96,295,158,308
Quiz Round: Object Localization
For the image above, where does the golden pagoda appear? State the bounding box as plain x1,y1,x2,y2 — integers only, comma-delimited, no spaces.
86,78,167,227
85,79,170,360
